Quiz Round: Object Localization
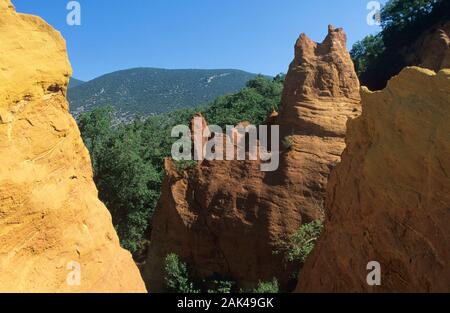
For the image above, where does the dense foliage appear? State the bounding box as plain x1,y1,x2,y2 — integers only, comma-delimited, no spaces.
381,0,442,46
350,34,385,78
351,0,449,89
78,108,162,253
78,75,284,254
204,74,285,128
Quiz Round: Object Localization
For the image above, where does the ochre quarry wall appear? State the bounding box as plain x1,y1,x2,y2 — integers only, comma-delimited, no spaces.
144,26,361,292
297,67,450,292
0,0,146,292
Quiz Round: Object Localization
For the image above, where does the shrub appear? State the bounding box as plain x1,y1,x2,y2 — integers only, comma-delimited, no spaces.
207,280,235,294
252,278,279,293
286,220,324,263
164,253,200,293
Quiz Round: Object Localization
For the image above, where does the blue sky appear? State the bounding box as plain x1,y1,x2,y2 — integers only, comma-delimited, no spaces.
12,0,385,81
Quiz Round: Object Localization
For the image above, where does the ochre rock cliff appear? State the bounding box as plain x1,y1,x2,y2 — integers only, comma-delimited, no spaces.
297,67,450,292
0,0,146,292
144,26,360,292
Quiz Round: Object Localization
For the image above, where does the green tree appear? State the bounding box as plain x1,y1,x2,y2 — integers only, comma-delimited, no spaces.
350,34,385,76
381,0,439,31
203,75,283,128
96,127,161,252
78,106,114,175
78,110,162,253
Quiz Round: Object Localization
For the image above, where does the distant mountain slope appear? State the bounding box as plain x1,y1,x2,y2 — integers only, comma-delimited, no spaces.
68,68,261,118
68,78,85,89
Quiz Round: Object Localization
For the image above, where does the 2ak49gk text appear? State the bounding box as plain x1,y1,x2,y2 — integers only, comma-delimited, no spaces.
177,297,275,311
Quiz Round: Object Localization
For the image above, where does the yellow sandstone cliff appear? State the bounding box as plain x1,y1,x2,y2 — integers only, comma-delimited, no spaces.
0,0,146,292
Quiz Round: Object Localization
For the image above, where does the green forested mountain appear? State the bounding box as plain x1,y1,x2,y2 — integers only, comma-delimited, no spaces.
68,68,262,119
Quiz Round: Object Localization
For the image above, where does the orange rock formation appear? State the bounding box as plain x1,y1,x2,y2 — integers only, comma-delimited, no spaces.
144,26,360,292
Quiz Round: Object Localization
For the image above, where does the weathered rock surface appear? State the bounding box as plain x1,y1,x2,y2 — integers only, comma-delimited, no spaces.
144,26,360,292
297,67,450,292
405,21,450,73
0,0,146,292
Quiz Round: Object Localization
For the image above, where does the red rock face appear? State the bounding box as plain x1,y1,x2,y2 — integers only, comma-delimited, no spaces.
297,67,450,293
144,26,360,292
